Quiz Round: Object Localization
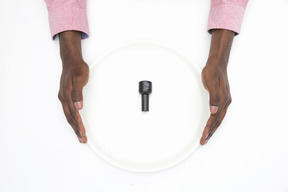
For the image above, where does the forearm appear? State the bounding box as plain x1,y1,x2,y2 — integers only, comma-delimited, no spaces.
207,29,235,70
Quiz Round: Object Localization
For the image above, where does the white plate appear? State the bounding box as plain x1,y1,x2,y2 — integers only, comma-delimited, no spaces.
81,41,209,172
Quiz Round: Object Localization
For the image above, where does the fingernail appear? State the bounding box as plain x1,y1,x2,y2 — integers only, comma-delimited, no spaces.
78,137,83,143
74,101,82,110
200,138,207,145
210,106,218,114
203,139,208,145
200,138,208,145
82,136,87,144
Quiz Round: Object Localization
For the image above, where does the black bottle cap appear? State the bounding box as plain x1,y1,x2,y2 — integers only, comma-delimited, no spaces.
139,81,152,112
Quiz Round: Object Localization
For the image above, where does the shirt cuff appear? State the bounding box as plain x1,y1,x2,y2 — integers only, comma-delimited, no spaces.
207,3,246,35
47,5,89,40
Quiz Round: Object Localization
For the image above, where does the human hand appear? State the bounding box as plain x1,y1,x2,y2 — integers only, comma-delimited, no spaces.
57,31,89,144
200,60,231,145
200,29,234,145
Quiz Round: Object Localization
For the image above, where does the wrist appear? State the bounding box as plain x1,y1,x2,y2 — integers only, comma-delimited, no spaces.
207,29,235,70
59,31,83,63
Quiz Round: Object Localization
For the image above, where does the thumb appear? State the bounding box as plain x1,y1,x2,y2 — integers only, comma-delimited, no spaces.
71,76,85,110
208,84,220,115
210,105,218,114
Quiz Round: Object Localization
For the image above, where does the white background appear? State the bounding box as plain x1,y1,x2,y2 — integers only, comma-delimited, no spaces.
1,0,288,191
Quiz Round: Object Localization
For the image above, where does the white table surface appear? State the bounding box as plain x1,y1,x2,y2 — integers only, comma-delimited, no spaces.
1,0,288,191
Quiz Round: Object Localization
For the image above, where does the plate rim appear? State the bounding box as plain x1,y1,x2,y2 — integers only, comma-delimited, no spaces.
85,40,206,173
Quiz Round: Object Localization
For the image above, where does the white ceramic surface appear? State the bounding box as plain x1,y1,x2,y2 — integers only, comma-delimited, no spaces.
81,41,209,172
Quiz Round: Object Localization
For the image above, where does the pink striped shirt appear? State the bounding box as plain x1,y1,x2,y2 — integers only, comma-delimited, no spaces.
44,0,248,39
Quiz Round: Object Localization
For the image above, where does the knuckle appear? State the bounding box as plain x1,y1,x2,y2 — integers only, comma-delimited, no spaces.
73,64,89,77
210,96,220,104
223,91,231,102
201,67,208,78
224,94,229,102
58,92,63,101
71,91,82,101
224,92,232,104
82,62,89,71
228,97,232,105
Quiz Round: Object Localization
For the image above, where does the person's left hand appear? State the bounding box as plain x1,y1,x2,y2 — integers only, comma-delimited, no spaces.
199,29,234,145
200,59,232,145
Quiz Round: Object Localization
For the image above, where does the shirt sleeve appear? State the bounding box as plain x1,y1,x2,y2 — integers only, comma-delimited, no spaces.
208,0,249,35
44,0,89,39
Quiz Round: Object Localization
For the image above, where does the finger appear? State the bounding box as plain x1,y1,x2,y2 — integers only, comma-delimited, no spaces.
65,95,87,143
201,83,221,138
201,75,228,144
67,105,87,144
207,97,231,139
206,104,229,141
69,78,88,143
200,108,223,145
59,75,85,142
201,101,230,145
210,106,218,114
200,93,228,145
71,73,88,110
58,92,84,143
208,85,220,112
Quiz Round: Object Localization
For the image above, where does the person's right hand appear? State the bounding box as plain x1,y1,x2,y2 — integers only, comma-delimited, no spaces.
57,31,89,144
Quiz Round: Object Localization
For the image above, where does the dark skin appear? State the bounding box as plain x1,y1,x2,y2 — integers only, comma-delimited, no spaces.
57,29,234,145
58,31,88,143
200,29,234,145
